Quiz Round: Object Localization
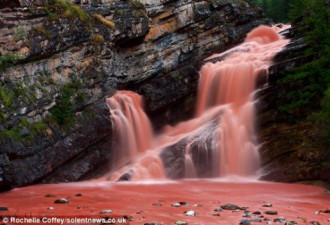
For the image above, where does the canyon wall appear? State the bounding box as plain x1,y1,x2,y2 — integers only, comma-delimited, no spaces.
0,0,265,190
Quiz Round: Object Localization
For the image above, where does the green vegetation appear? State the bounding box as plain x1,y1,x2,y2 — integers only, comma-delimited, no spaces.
0,54,23,72
250,0,294,23
35,26,51,39
14,26,27,41
0,119,47,143
0,86,14,109
50,84,75,126
50,74,85,127
273,0,330,152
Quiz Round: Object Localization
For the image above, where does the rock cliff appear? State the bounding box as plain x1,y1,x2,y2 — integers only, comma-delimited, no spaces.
257,27,330,185
0,0,265,190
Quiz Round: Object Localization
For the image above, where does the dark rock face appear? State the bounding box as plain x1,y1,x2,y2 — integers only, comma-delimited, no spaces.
256,28,330,184
160,116,220,179
0,0,266,190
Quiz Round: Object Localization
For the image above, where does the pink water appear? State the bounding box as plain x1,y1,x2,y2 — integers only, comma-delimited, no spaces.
107,26,289,180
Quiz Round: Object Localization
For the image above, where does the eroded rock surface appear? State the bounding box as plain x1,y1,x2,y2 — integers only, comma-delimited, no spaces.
0,0,265,190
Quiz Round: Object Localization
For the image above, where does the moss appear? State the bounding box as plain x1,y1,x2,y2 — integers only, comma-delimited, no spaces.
0,86,14,109
35,26,51,39
14,26,27,41
114,9,123,16
44,0,91,29
92,34,105,44
0,127,22,142
130,0,144,9
32,122,47,133
92,14,115,28
0,54,23,72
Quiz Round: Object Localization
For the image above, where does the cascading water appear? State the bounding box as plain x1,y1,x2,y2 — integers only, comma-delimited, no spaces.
107,25,289,180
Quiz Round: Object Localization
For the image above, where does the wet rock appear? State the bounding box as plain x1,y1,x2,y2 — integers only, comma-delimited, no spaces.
99,209,112,214
185,210,197,216
214,207,223,212
45,194,56,197
152,203,162,206
239,219,251,225
0,207,8,211
123,215,133,221
285,221,297,225
242,211,252,217
221,204,243,210
263,203,273,207
179,201,189,206
175,222,188,225
264,211,278,215
274,217,286,223
54,198,69,204
117,171,133,182
309,221,321,225
325,188,330,195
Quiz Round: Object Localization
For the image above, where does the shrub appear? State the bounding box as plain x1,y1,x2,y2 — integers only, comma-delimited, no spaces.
92,14,115,28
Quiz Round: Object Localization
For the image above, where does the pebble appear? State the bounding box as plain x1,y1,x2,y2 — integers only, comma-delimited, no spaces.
266,222,272,225
310,221,321,225
252,211,261,215
264,211,278,215
75,193,82,197
47,207,54,210
214,207,223,212
314,211,321,215
175,221,188,225
0,207,8,211
172,203,181,207
221,204,242,210
123,215,133,221
185,210,197,216
144,223,159,225
99,209,112,214
54,198,69,204
250,219,262,223
152,203,162,206
274,217,286,223
242,211,252,217
324,209,330,213
45,194,56,198
239,219,251,225
192,204,202,207
263,203,273,207
210,213,220,216
285,221,297,225
179,201,189,206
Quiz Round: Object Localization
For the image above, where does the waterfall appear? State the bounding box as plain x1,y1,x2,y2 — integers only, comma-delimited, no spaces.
106,25,289,180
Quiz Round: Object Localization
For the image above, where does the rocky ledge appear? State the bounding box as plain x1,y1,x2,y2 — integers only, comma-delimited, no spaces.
0,0,265,190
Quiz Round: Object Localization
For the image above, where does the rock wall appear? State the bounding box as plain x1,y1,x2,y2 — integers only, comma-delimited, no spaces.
0,0,265,190
256,28,330,185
